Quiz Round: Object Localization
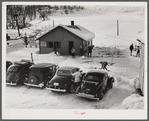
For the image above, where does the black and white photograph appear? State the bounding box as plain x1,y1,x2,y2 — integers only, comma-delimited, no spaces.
2,1,147,119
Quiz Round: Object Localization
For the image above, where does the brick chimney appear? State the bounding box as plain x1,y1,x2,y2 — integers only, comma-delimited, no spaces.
71,21,74,26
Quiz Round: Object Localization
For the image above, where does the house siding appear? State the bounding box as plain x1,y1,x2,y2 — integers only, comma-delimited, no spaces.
39,26,84,55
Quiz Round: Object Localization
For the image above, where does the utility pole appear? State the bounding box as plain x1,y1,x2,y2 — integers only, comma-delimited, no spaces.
53,20,54,27
117,20,119,36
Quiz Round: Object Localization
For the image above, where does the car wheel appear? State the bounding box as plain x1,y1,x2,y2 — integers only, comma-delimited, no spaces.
98,87,104,100
29,76,38,85
109,77,114,89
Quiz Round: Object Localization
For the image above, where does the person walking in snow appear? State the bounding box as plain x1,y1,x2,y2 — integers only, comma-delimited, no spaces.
71,47,76,58
129,43,134,56
100,61,109,71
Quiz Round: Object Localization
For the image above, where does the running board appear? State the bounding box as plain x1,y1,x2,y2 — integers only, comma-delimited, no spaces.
6,82,17,86
24,83,44,88
46,87,66,92
77,93,99,100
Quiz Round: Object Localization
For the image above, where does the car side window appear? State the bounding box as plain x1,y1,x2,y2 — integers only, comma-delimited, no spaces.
71,69,76,74
48,67,53,73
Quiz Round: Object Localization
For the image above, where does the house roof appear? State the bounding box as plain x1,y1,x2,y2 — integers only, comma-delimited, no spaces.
35,24,95,41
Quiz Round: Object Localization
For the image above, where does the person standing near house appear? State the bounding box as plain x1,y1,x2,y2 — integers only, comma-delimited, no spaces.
79,43,83,56
71,47,76,58
129,43,134,56
54,43,58,55
88,45,93,57
83,46,88,57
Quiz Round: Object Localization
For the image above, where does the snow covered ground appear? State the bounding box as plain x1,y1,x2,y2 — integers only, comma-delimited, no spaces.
3,4,147,119
6,47,142,109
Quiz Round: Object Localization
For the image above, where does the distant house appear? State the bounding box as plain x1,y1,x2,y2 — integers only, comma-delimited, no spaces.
36,21,95,55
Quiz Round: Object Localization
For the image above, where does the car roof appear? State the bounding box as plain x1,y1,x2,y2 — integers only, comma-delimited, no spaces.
30,63,57,68
14,61,32,66
87,70,108,75
58,66,79,71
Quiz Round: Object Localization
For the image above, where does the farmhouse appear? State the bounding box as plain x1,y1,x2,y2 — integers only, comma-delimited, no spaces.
36,21,95,55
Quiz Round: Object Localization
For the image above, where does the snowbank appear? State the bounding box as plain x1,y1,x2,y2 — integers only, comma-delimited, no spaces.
120,94,144,109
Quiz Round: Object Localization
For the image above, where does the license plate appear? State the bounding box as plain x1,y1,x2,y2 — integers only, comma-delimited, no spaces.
54,83,59,86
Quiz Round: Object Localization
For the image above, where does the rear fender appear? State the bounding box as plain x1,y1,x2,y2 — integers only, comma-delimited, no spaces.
17,74,28,84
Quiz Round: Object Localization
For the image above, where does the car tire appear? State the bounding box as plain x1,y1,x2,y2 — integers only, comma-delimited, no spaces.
98,87,104,100
109,77,114,89
29,76,38,85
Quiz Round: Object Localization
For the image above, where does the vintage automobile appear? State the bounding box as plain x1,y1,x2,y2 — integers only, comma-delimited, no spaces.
76,70,114,100
24,63,58,88
46,66,80,92
6,61,12,72
6,59,34,85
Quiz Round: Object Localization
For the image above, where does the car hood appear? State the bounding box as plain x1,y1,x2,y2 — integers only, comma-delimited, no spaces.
50,76,72,86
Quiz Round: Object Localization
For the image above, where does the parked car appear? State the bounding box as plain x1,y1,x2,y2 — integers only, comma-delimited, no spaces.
6,61,12,72
76,70,114,100
6,59,34,85
46,66,80,92
24,63,58,88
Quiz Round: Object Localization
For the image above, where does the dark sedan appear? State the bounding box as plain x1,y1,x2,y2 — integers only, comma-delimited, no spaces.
24,63,58,88
76,70,114,100
46,66,80,92
6,59,34,85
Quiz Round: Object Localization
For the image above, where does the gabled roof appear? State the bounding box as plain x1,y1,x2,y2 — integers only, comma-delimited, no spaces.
36,24,95,41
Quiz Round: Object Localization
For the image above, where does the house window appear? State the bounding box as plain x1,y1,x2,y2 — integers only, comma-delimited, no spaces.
54,42,61,48
47,41,61,48
40,41,46,47
47,42,53,48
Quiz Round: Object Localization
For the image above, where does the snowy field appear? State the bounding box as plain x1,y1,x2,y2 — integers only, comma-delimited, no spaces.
4,5,145,111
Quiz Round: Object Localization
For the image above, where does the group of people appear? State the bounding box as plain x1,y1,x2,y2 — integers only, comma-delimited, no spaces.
79,44,93,57
70,44,94,58
129,43,140,57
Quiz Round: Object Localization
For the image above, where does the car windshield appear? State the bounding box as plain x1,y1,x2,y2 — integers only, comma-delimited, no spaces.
8,66,18,72
57,70,71,76
84,73,105,83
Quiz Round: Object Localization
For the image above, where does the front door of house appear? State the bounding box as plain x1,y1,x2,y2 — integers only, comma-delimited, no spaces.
69,41,74,54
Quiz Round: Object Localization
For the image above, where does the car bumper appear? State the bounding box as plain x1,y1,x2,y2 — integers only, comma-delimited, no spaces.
46,87,66,92
24,83,44,88
6,82,17,86
77,93,99,100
